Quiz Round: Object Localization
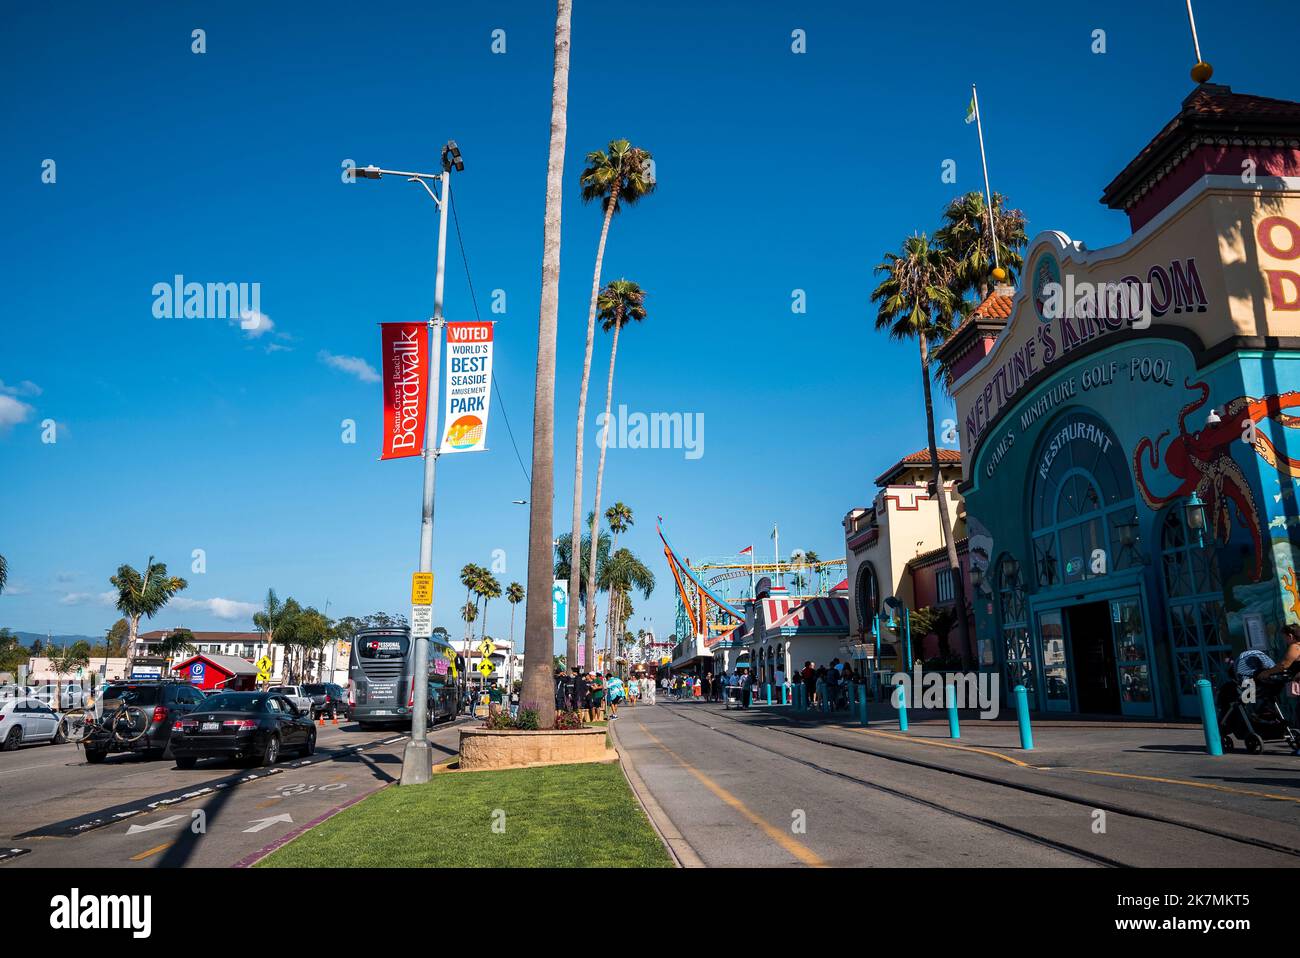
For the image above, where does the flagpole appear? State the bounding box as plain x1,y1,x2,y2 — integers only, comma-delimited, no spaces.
1185,1,1213,82
971,83,999,273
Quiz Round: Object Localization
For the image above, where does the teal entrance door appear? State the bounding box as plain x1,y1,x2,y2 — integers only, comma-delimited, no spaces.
1110,597,1156,717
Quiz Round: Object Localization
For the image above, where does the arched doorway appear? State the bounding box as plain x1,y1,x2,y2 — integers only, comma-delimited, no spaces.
1025,409,1157,716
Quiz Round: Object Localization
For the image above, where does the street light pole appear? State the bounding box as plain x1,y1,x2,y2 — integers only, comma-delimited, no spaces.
353,144,463,786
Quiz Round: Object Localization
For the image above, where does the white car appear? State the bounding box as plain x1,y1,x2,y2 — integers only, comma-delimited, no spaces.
0,698,66,749
267,686,313,715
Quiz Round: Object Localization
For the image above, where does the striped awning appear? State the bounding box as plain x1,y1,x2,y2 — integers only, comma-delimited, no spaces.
766,596,849,634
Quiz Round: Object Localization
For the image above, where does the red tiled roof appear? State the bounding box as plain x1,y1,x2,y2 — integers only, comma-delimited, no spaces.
933,287,1015,366
139,630,260,642
874,448,963,488
1101,84,1300,210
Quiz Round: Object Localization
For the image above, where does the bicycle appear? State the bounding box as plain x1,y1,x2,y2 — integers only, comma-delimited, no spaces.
60,696,150,747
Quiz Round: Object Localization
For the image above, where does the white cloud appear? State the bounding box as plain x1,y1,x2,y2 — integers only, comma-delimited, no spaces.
171,596,259,621
0,394,34,431
234,310,275,339
60,590,117,607
318,350,380,383
0,380,41,397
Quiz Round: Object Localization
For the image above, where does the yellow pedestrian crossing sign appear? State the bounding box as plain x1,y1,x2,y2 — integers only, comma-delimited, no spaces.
256,655,273,682
477,638,494,658
477,658,495,677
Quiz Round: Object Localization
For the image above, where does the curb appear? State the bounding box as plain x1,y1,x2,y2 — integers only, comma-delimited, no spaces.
233,787,381,868
609,714,705,868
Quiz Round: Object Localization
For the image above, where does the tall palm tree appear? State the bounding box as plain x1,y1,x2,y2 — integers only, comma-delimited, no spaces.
584,280,648,665
505,582,525,647
478,574,502,644
252,588,283,660
935,191,1028,301
110,557,188,661
599,548,654,670
871,233,972,667
521,0,572,729
603,502,634,652
565,139,657,673
0,554,7,595
554,514,611,649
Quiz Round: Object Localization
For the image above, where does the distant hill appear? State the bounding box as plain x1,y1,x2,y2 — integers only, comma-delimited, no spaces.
9,632,103,649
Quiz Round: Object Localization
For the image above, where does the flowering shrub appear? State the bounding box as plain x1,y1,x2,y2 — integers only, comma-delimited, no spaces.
552,710,584,730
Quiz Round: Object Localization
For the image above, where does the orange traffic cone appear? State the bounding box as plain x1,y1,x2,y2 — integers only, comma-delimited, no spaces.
331,712,339,726
317,713,325,727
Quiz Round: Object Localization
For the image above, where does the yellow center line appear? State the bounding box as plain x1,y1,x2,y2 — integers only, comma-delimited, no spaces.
129,841,173,862
851,727,1037,768
636,721,826,868
1068,767,1300,804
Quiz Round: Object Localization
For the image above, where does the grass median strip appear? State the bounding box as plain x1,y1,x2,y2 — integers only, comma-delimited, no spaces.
256,760,673,868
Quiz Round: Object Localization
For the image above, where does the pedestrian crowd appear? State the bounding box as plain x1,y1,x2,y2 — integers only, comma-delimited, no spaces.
552,667,658,721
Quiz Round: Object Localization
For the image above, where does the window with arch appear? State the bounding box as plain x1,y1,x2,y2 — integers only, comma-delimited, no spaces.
854,562,879,632
1030,411,1138,587
1160,506,1229,713
996,551,1034,696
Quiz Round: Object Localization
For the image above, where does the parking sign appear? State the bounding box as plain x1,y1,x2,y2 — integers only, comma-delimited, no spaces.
189,661,205,685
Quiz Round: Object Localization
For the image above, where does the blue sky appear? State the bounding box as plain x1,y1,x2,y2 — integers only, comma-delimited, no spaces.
2,1,1295,648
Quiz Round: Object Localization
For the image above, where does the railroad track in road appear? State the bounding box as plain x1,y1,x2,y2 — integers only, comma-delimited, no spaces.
658,704,1300,868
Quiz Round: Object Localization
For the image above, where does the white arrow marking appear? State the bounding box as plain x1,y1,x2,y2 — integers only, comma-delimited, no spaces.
243,814,293,833
126,814,185,835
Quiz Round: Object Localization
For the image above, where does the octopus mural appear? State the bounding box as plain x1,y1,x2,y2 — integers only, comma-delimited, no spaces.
1132,379,1300,583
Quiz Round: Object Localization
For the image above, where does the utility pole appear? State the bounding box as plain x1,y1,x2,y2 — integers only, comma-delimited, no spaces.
352,141,463,786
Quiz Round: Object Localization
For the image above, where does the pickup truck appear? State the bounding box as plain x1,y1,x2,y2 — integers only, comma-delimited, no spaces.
266,685,314,715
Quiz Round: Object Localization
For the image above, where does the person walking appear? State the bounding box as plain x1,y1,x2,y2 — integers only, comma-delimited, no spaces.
605,672,624,719
815,667,828,714
801,661,816,708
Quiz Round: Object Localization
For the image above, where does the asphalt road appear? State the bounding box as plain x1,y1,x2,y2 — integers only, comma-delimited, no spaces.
0,716,471,867
612,701,1300,868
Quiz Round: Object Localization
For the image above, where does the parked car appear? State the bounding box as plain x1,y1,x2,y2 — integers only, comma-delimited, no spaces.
82,680,210,763
59,684,89,710
0,698,66,749
267,685,313,714
301,683,349,719
170,691,316,768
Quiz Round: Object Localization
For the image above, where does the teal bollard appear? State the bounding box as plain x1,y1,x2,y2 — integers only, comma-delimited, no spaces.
765,683,772,705
1013,684,1034,750
945,683,960,739
858,683,869,727
1196,678,1223,756
894,680,908,731
781,684,788,705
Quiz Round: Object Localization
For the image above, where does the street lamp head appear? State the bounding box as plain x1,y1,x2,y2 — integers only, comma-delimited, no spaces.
353,165,382,180
442,140,464,172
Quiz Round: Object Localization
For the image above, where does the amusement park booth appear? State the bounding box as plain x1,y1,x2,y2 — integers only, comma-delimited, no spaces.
749,583,851,684
942,82,1300,719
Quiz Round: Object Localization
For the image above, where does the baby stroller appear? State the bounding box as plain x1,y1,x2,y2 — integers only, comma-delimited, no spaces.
1216,650,1300,755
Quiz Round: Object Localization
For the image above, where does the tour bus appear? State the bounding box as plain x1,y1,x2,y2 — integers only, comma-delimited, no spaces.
348,627,459,729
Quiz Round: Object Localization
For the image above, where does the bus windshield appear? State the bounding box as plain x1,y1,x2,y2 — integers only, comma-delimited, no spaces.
359,636,409,659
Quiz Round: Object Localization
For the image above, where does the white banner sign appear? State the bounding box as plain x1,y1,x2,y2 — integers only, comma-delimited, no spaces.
411,605,433,639
439,321,493,454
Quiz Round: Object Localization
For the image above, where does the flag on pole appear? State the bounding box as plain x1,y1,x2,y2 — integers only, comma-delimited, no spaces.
739,545,753,556
964,94,977,124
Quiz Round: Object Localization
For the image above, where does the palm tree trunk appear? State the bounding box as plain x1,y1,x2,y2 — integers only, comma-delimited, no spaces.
919,330,973,668
520,0,571,729
570,187,621,677
584,318,622,660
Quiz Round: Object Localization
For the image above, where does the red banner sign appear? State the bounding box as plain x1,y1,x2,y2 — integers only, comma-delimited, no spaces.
380,322,428,460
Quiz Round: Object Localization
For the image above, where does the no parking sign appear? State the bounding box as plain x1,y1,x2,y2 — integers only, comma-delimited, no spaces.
189,661,205,685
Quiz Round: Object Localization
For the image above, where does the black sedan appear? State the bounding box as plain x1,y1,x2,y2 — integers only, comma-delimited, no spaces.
169,692,316,768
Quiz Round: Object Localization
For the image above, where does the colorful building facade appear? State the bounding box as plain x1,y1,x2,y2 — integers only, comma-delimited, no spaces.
944,84,1300,719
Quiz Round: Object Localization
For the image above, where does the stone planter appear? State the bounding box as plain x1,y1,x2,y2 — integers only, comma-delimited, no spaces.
458,726,611,771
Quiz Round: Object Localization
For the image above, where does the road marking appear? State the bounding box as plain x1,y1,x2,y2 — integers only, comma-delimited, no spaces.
0,760,71,776
244,814,293,833
1068,767,1300,804
851,728,1037,768
635,721,826,867
126,814,185,835
129,841,173,861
